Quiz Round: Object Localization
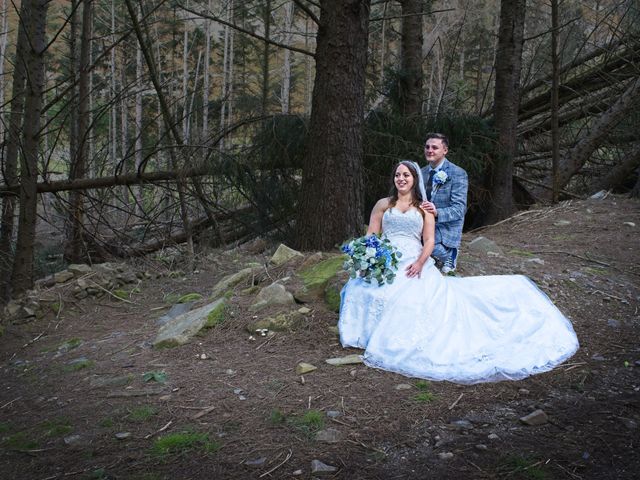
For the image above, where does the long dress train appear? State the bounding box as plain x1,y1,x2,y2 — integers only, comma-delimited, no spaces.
338,207,579,384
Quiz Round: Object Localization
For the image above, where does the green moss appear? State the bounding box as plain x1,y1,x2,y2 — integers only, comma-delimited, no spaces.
204,301,226,328
151,431,219,458
0,422,11,433
288,409,324,434
127,406,158,422
58,338,82,351
43,417,73,437
584,267,607,275
2,432,39,450
241,285,260,295
177,293,203,303
299,256,344,289
269,409,287,424
64,359,94,371
324,284,341,313
50,302,62,315
500,455,548,479
415,380,431,391
113,289,129,300
413,392,435,403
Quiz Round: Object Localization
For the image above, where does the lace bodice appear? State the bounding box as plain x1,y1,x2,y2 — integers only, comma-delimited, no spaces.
382,208,423,261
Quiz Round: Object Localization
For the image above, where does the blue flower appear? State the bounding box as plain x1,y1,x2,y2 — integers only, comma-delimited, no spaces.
339,234,400,286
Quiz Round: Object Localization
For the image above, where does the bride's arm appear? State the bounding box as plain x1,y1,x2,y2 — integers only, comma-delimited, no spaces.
365,198,390,236
406,212,435,278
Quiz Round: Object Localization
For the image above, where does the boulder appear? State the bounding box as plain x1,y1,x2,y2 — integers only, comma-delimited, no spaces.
294,255,345,303
468,236,504,256
153,298,227,348
211,267,260,300
67,264,93,276
54,270,74,284
250,283,295,312
269,244,304,267
247,310,304,333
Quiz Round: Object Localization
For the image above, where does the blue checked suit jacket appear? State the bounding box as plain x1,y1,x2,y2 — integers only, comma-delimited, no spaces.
421,159,468,249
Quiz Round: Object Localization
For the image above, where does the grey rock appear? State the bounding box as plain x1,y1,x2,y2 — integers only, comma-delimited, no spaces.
448,419,474,430
326,411,341,418
468,236,503,255
589,190,607,199
393,383,413,390
156,302,194,326
296,362,318,375
315,428,342,443
553,220,571,226
244,457,267,467
153,298,227,348
438,452,454,460
520,409,548,426
623,222,636,227
325,354,363,366
526,258,545,265
269,244,304,266
54,270,74,284
310,459,338,474
89,375,133,389
64,434,83,446
250,283,295,312
115,432,131,440
292,470,303,476
607,319,620,329
211,267,260,300
475,444,488,451
67,264,93,276
487,433,500,441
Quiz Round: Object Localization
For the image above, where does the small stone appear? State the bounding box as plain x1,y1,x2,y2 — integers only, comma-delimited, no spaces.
115,432,131,440
64,434,83,445
298,307,311,314
225,369,236,375
448,419,473,430
438,452,454,460
607,319,620,328
233,388,243,395
292,470,303,476
589,190,607,199
67,264,93,276
315,428,342,443
526,258,545,265
395,383,413,390
296,362,317,375
325,354,363,366
238,395,247,401
488,433,500,441
592,354,606,361
54,270,74,284
159,395,172,401
519,388,530,395
623,222,636,227
618,417,638,429
553,220,571,226
520,409,548,426
350,369,357,377
475,444,488,451
200,353,207,360
326,410,341,418
311,459,338,474
244,457,267,467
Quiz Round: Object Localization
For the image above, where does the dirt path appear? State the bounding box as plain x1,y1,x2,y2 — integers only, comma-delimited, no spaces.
1,195,639,479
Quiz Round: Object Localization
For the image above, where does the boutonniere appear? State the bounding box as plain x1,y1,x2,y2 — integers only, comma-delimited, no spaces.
433,170,448,194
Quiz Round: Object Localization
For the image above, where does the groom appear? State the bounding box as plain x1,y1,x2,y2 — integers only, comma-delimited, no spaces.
421,133,468,274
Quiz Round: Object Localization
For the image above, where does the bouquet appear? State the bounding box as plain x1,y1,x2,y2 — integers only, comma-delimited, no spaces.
340,234,402,286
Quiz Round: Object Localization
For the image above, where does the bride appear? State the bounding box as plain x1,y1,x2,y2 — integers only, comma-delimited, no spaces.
339,161,579,384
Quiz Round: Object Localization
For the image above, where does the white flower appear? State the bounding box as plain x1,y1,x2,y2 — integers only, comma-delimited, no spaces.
434,170,448,185
365,247,377,258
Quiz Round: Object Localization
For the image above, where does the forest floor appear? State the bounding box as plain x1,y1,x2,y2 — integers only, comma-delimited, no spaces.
1,194,639,480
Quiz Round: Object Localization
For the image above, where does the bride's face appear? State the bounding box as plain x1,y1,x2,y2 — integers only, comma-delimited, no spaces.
394,164,414,194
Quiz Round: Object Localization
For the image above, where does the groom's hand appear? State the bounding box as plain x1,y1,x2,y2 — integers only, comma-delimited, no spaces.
422,201,438,217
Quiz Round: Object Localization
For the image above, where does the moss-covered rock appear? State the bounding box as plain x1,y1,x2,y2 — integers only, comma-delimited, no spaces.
247,310,304,333
204,300,226,328
153,298,227,348
294,255,345,303
269,244,304,267
177,293,203,303
211,267,260,300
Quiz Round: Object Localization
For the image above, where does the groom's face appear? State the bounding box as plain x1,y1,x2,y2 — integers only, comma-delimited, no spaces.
424,139,448,167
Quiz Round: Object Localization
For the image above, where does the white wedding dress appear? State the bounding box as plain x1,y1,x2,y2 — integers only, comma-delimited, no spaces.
339,208,579,384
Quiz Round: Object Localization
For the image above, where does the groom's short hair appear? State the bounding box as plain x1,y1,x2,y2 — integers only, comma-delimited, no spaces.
425,133,449,148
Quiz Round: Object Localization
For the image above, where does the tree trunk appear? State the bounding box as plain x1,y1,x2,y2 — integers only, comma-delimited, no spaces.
10,0,49,295
261,0,271,115
590,142,640,194
280,0,293,114
134,27,144,215
295,0,371,250
398,0,423,116
202,0,211,135
550,0,560,203
0,0,28,299
537,76,640,199
484,0,526,224
65,0,92,263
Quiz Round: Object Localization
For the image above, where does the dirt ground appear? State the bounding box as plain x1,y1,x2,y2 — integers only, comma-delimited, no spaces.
1,194,639,480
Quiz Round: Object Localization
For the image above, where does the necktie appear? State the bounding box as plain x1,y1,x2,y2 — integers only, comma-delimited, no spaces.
426,170,435,201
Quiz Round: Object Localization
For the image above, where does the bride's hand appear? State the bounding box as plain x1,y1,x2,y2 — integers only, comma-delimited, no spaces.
405,260,424,278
